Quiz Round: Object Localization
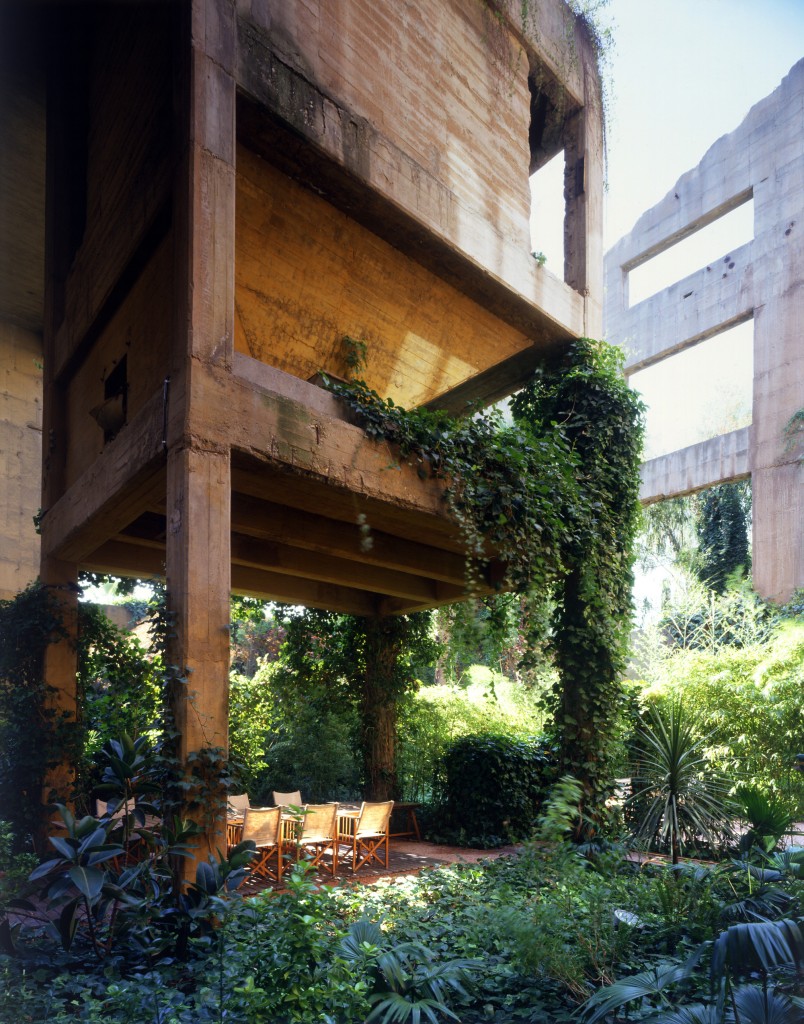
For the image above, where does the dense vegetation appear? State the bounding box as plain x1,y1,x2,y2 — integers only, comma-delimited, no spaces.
2,830,802,1023
3,343,804,1021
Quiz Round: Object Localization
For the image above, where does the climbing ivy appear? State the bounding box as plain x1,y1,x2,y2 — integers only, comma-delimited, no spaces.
324,338,644,822
274,608,439,801
0,582,75,853
511,340,645,826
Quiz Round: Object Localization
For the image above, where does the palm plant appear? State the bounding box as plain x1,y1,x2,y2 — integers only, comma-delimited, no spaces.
581,917,804,1024
338,917,478,1024
628,703,735,864
734,785,795,855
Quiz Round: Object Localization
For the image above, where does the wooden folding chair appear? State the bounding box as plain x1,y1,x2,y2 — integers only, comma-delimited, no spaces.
341,800,394,873
294,803,339,875
241,806,284,883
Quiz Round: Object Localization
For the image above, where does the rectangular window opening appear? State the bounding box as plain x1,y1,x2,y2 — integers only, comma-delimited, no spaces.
627,194,754,307
527,61,568,281
629,318,753,461
529,150,564,276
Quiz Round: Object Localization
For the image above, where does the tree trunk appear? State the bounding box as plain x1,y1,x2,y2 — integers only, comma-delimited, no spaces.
361,618,402,801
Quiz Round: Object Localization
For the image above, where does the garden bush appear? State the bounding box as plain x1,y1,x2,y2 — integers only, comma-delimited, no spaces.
250,702,362,805
633,618,804,816
429,732,556,847
396,667,548,802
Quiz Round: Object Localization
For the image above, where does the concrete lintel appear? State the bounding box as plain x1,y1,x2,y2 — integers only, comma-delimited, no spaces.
613,240,755,373
640,427,751,505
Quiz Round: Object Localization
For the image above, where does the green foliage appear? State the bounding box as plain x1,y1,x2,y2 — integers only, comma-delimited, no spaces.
495,861,644,1002
581,916,804,1024
0,581,77,852
431,733,555,847
227,669,276,790
229,598,284,675
275,607,439,799
326,338,645,822
511,340,646,824
252,701,361,804
77,602,161,783
396,669,548,802
693,482,751,593
628,702,735,863
634,617,804,815
656,573,779,652
537,774,592,843
734,785,796,855
323,374,576,599
0,821,37,916
3,836,803,1024
339,917,478,1024
3,731,254,971
434,596,527,682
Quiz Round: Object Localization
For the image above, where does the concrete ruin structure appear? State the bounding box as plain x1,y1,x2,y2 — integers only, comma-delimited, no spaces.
1,0,604,854
605,59,804,603
0,19,44,600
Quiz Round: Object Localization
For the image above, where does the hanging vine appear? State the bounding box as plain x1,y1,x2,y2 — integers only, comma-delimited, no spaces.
323,338,644,821
511,340,645,825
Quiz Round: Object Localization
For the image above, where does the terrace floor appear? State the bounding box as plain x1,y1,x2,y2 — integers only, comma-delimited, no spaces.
239,838,524,895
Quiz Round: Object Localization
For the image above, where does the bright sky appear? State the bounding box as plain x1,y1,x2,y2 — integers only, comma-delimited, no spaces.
600,0,804,458
604,0,804,245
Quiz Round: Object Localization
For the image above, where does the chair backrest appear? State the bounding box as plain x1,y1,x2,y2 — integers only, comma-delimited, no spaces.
96,798,134,820
228,793,251,815
300,803,338,841
241,806,282,847
273,790,302,807
356,800,394,837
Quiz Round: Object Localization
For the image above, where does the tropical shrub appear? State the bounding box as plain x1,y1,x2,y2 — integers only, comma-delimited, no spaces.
633,618,804,815
735,784,796,855
251,702,361,804
227,668,276,791
3,832,803,1024
0,820,37,917
78,602,161,770
627,702,736,863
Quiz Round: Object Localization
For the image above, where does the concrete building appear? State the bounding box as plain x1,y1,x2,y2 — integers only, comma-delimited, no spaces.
1,0,604,852
0,18,44,599
605,59,804,603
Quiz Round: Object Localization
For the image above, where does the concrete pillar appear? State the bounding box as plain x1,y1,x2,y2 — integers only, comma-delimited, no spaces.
165,444,231,866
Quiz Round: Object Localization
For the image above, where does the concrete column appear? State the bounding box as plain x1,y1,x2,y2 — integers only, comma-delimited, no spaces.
165,444,231,865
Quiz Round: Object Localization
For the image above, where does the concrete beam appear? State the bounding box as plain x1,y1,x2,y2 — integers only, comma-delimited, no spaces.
640,428,750,505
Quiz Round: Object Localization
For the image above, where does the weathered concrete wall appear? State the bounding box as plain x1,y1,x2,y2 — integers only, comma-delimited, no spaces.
605,59,804,602
235,146,532,407
0,321,42,599
236,0,604,367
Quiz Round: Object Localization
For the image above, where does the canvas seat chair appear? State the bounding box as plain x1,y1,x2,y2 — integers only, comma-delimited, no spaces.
228,793,251,816
272,790,302,807
341,800,394,873
241,806,284,883
293,803,339,875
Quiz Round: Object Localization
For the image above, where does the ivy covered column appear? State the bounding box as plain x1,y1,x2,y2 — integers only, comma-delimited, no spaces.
362,617,404,802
